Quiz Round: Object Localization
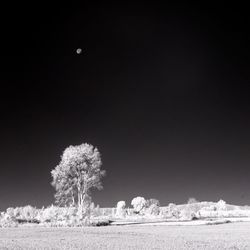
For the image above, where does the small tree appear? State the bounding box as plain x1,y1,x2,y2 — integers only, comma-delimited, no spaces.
216,199,226,210
116,201,126,218
165,203,181,219
145,198,160,216
187,197,199,204
51,143,106,215
146,198,160,208
131,197,146,214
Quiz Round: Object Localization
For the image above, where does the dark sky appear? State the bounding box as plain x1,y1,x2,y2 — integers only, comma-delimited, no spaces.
0,4,249,210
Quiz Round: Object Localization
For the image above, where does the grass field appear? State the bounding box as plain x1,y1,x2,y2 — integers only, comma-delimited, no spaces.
0,222,250,249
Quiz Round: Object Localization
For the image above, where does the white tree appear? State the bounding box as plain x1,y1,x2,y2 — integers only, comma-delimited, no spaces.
131,197,146,214
187,197,199,204
217,199,226,210
144,198,160,216
116,201,126,218
167,203,181,219
51,143,106,213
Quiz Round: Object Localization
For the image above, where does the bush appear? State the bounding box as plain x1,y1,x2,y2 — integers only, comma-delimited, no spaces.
126,207,133,216
6,207,15,218
38,205,91,227
144,199,160,216
146,199,160,207
0,204,113,227
161,203,181,219
145,204,160,216
0,214,18,228
187,197,199,204
159,206,168,218
180,204,200,220
216,199,226,210
91,204,102,217
44,216,91,227
39,205,60,223
116,201,126,218
38,205,110,227
19,205,38,222
98,207,113,217
131,197,146,214
2,206,40,224
89,218,111,226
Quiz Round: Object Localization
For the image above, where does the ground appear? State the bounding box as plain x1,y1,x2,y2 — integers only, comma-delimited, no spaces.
0,222,250,249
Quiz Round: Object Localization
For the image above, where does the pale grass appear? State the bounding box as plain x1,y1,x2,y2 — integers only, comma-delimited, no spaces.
0,222,250,249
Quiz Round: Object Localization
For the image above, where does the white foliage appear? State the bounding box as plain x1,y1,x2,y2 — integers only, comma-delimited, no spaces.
117,201,126,210
131,197,146,214
40,205,60,222
167,203,180,218
144,204,160,217
217,199,226,210
51,143,106,209
116,201,126,218
199,207,250,218
187,197,199,204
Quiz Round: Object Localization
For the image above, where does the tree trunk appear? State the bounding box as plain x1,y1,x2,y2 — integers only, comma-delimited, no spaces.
72,193,75,206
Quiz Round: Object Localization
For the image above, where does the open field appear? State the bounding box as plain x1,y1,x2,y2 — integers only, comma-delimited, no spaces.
110,217,250,226
0,222,250,249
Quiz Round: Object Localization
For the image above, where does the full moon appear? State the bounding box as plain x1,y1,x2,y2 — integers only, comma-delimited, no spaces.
76,48,82,54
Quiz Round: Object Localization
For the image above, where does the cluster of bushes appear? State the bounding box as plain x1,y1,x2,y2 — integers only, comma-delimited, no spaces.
0,212,18,228
158,199,250,221
0,205,39,228
2,198,250,227
114,197,161,218
198,200,250,218
159,203,181,219
0,204,111,228
113,197,239,221
114,196,217,220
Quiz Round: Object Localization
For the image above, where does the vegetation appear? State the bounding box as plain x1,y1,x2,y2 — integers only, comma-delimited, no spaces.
1,223,250,249
131,197,146,214
116,201,126,218
187,197,199,204
1,143,250,228
51,143,106,216
2,197,250,228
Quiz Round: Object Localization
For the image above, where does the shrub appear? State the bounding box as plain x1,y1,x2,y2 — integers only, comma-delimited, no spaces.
13,207,21,218
116,201,126,218
126,207,133,216
45,216,91,227
144,199,160,216
216,199,226,210
159,206,169,218
0,206,40,224
167,203,181,219
39,205,66,223
187,197,199,204
6,207,15,218
180,204,200,220
99,207,113,217
146,199,160,207
159,203,178,218
0,204,113,227
19,205,38,222
89,218,111,226
145,204,160,216
91,204,102,217
131,197,146,214
0,214,18,228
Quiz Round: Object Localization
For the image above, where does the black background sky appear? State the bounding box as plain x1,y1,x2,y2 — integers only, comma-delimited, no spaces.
0,4,249,210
